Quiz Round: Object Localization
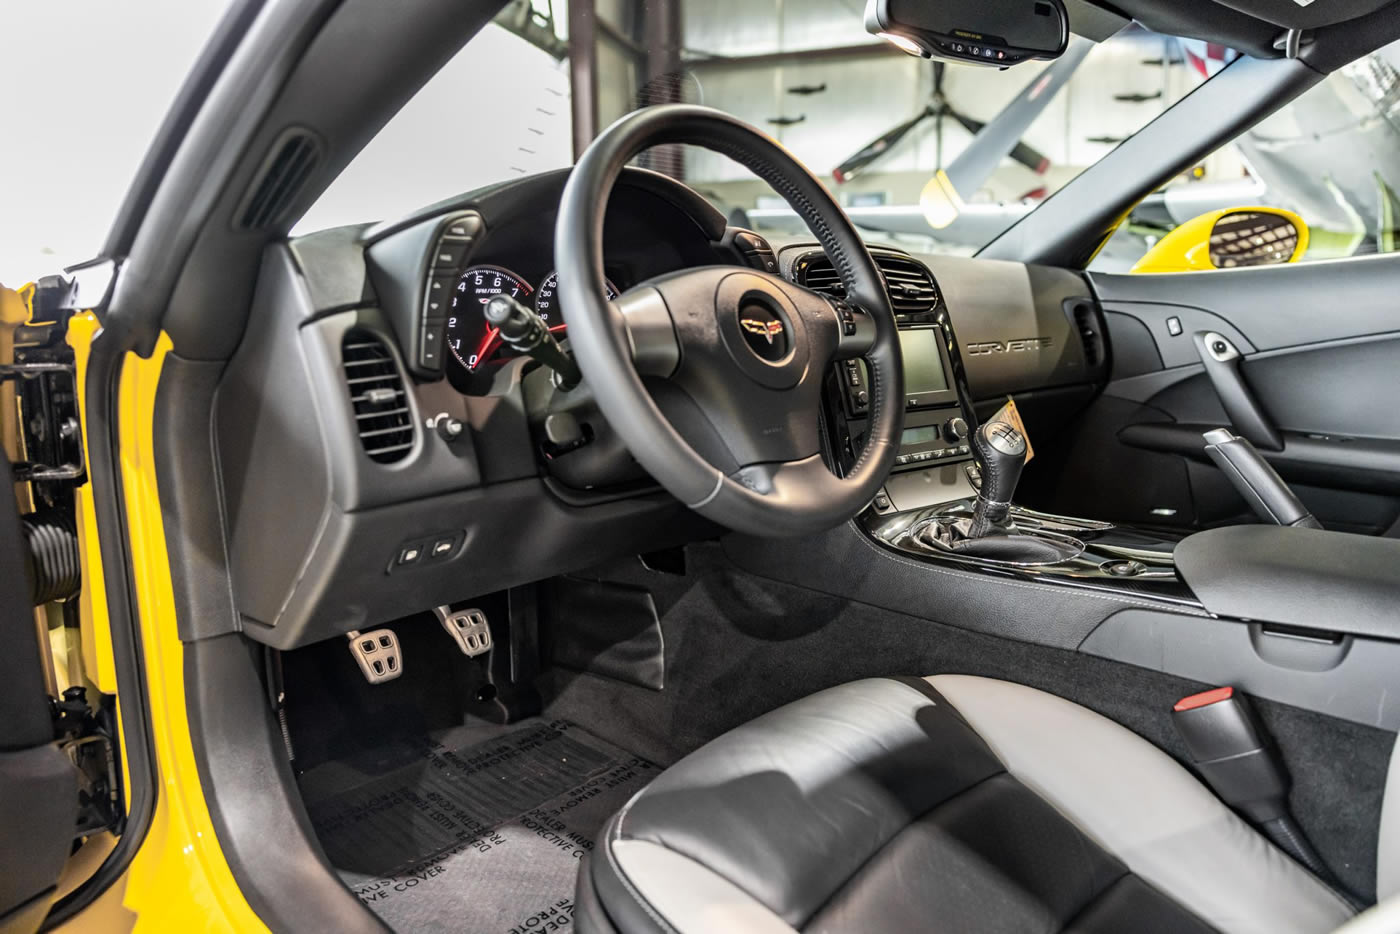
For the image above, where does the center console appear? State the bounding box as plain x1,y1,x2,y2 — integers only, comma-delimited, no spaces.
792,246,1188,601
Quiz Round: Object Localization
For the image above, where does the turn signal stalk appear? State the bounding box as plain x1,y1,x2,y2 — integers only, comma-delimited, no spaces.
483,294,582,390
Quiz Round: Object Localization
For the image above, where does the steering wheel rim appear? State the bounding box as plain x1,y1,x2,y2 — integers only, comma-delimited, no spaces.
556,105,903,537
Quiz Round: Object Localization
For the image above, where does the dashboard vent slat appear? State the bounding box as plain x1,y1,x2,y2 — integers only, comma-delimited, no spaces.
796,252,941,317
341,331,414,464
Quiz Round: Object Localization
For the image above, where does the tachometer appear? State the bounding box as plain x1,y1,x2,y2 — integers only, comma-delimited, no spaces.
447,265,533,371
535,270,619,325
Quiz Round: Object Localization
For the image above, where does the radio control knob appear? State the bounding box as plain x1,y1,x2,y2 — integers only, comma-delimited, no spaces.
943,417,969,443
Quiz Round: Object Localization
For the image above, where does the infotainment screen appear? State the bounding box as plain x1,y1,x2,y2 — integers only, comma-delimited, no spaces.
899,328,949,395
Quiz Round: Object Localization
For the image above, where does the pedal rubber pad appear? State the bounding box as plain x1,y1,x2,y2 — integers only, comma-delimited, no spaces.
347,629,403,683
435,607,492,658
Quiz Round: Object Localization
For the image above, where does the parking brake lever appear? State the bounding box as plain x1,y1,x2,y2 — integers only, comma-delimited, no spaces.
1202,428,1322,529
484,294,582,390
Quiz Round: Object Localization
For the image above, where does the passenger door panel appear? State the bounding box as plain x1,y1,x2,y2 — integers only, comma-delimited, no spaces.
1037,255,1400,534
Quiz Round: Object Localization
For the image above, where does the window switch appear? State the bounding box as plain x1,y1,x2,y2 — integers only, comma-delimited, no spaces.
397,544,423,566
1166,316,1183,337
429,536,457,560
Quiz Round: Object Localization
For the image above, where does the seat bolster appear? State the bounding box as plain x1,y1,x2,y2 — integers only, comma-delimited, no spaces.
603,839,799,934
929,674,1355,934
599,677,1005,925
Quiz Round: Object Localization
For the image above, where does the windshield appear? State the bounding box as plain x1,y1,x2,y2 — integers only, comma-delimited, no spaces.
298,2,1211,254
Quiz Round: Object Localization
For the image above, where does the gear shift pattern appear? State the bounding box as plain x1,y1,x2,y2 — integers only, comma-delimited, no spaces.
969,421,1028,538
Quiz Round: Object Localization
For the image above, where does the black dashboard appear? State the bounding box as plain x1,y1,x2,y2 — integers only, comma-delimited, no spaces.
213,167,1107,649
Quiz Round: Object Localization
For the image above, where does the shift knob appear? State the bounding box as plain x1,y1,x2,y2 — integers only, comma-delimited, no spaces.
969,421,1027,537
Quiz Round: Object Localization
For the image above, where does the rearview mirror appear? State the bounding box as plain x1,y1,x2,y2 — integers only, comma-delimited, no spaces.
1131,207,1310,274
865,0,1069,66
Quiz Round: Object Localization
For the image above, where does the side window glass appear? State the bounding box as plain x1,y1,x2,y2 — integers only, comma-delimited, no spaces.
1093,37,1400,273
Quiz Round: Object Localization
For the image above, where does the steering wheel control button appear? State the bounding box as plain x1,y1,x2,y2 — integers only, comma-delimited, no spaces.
831,298,859,336
733,230,767,252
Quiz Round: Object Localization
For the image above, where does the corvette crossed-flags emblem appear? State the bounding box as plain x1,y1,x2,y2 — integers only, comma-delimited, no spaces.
740,318,785,343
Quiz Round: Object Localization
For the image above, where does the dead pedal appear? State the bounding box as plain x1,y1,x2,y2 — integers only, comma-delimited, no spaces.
346,628,403,683
434,606,493,657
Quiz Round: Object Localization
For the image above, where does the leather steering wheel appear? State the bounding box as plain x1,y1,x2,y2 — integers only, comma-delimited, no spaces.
555,105,904,537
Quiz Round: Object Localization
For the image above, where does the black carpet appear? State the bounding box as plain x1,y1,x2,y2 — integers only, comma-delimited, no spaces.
539,545,1395,903
300,720,654,932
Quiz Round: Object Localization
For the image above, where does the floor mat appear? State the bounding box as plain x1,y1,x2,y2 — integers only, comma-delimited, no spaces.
301,719,655,932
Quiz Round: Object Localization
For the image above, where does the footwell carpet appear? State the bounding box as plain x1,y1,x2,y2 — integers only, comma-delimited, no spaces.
302,720,654,932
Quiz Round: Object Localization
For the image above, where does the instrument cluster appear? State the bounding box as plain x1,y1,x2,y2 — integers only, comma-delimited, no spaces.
447,264,620,375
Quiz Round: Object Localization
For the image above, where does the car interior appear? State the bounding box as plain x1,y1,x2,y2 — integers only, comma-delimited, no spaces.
10,0,1400,931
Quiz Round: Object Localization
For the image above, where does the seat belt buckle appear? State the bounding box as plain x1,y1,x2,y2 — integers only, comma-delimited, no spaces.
1171,686,1287,823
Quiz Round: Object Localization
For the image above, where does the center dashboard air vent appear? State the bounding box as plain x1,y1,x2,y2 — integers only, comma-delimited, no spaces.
341,331,414,463
794,251,941,318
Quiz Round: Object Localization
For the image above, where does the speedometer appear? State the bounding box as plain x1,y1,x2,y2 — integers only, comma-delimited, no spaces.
447,265,533,371
535,270,619,325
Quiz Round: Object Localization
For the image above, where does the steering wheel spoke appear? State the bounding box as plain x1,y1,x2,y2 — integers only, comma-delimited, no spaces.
612,286,680,377
731,454,842,504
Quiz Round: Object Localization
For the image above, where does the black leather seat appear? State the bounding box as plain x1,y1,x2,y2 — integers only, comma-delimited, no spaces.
576,676,1390,934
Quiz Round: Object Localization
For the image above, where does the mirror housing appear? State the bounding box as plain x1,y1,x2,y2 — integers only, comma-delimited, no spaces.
1131,207,1310,274
865,0,1069,66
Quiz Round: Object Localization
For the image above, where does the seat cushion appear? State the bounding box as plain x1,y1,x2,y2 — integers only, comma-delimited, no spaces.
582,676,1355,934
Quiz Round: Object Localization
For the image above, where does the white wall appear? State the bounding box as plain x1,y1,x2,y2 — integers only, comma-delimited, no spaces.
681,25,1207,205
0,0,232,286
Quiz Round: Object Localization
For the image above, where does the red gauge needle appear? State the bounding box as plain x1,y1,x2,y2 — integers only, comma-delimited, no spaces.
470,326,501,371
